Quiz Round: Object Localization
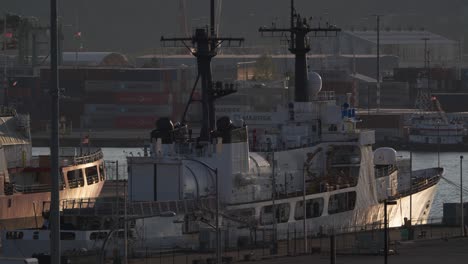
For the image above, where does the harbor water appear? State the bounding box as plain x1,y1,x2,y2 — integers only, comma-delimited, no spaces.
32,147,468,221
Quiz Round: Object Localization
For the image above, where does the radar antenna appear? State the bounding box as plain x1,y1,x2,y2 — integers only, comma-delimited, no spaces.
161,0,244,141
259,0,341,102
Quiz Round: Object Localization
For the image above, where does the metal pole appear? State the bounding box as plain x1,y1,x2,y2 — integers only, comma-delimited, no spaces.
437,123,440,168
216,169,221,264
330,234,336,264
376,15,380,112
124,180,128,264
303,165,307,253
114,160,119,256
272,152,277,254
461,155,464,237
384,200,388,264
409,150,413,238
50,0,61,263
3,13,8,106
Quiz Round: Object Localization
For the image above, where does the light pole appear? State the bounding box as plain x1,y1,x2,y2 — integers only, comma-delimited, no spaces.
374,14,382,112
384,199,397,264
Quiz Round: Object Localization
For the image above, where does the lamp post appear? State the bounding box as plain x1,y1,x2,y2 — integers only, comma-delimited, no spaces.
384,199,397,264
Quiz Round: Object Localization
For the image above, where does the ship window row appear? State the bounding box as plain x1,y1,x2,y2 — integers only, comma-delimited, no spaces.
66,164,103,189
294,198,324,220
328,192,357,215
259,191,357,225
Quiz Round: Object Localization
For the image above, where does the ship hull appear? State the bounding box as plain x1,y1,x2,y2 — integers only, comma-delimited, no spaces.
0,153,107,230
0,181,104,229
133,182,438,249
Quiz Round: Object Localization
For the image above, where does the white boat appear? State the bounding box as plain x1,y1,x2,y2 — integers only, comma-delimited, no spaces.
0,107,107,229
123,2,442,249
125,89,441,248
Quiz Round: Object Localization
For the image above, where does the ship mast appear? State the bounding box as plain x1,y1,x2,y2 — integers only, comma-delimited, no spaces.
161,0,243,141
259,0,341,102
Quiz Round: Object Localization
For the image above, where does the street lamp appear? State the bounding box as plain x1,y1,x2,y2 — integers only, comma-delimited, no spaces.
384,199,397,264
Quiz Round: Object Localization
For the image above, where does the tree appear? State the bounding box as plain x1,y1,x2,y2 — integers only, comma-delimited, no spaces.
252,54,277,81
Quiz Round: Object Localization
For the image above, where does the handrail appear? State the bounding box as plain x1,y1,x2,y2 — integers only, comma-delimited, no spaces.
73,149,104,165
14,184,52,193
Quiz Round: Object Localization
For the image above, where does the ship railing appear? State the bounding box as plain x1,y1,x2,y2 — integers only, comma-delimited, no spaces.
44,197,217,217
0,106,17,117
14,183,52,194
73,149,103,165
389,169,442,200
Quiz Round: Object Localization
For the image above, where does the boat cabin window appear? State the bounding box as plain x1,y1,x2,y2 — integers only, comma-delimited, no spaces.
260,203,290,225
328,191,357,214
67,169,85,188
99,163,106,181
5,231,23,240
85,165,99,185
294,198,324,220
226,208,256,227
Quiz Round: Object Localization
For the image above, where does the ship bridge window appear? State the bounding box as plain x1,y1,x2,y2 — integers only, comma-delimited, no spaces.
260,203,290,225
99,163,106,181
294,198,324,220
328,191,357,215
85,165,99,185
67,169,85,188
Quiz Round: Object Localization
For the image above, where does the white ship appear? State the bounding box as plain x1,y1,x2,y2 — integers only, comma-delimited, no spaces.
124,1,442,249
408,95,467,150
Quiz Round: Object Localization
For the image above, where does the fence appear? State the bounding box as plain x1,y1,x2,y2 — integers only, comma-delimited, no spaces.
121,217,463,264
